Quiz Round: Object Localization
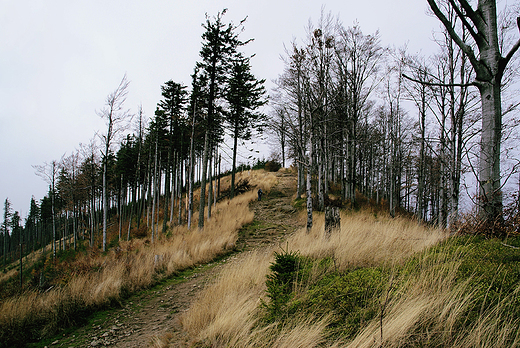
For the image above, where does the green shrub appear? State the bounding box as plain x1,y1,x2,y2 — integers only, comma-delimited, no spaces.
263,250,303,322
252,158,267,170
290,267,386,338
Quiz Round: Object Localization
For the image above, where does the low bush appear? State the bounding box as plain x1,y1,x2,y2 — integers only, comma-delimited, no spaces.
265,160,281,172
298,267,386,338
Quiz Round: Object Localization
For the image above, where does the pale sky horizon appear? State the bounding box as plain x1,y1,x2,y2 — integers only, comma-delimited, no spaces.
1,0,444,218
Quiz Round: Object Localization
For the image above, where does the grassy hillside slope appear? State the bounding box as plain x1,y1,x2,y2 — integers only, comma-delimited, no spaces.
0,170,277,348
180,209,520,347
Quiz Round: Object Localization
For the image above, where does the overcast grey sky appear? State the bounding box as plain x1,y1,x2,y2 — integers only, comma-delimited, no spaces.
1,0,441,217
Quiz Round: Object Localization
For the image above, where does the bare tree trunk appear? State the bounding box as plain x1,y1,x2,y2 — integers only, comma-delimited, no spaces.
90,195,95,247
127,203,133,241
318,140,325,211
163,152,171,234
306,132,313,232
214,148,218,208
170,153,177,224
102,159,108,251
188,105,196,229
230,127,239,199
151,139,158,242
208,149,213,219
155,166,161,240
188,155,194,229
324,206,340,237
178,158,184,225
478,81,503,219
438,114,447,228
427,0,520,224
417,77,428,222
198,129,210,229
118,174,123,240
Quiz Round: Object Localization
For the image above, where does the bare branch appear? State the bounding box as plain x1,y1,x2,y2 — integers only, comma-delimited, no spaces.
427,0,481,70
402,73,475,87
457,0,487,35
448,0,484,46
499,17,520,75
502,243,520,249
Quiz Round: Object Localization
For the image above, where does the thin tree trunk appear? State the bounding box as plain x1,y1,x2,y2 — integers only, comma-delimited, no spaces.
118,174,123,240
198,129,210,229
318,139,324,211
151,139,158,242
174,161,178,220
208,149,213,219
231,127,239,199
188,114,196,229
51,176,56,257
178,158,184,225
417,82,427,222
163,150,171,233
127,202,133,241
306,132,313,232
218,154,221,198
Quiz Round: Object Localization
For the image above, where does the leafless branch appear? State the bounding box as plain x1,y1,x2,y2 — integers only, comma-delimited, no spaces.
427,0,481,70
447,0,483,46
402,73,475,88
500,17,520,74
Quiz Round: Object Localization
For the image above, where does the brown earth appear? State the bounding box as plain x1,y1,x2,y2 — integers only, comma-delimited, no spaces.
45,170,302,348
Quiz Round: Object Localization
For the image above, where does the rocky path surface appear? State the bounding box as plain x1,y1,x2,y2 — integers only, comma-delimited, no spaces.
47,171,301,348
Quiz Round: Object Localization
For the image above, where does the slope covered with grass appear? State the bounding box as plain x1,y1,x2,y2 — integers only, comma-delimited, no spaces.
181,210,520,347
0,170,277,348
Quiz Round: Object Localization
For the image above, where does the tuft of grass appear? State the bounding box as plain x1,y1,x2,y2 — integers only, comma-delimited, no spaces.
181,249,272,347
287,211,446,271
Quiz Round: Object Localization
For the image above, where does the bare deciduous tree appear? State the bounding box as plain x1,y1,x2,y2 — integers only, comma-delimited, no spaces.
427,0,520,223
33,159,60,258
97,74,132,251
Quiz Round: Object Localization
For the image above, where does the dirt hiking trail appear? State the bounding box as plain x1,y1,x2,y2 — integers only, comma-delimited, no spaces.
47,170,302,348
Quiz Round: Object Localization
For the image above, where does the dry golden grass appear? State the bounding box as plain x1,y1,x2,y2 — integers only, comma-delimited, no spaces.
343,250,470,348
0,170,277,345
181,209,520,347
182,249,272,346
192,169,276,203
0,242,55,284
181,248,332,348
0,266,18,284
340,251,520,348
179,211,451,347
287,211,446,270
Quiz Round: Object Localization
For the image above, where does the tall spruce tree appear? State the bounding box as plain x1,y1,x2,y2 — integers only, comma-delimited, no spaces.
225,53,267,198
158,81,188,232
2,198,13,268
25,197,40,252
196,9,245,229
